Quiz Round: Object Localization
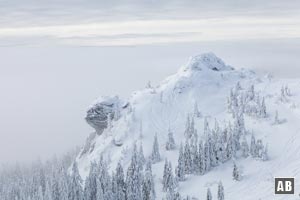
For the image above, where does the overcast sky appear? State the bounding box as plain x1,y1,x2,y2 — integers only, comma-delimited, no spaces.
0,0,300,164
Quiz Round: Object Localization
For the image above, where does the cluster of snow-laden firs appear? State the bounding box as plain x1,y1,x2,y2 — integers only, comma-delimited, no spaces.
227,82,267,119
226,82,268,160
0,148,80,200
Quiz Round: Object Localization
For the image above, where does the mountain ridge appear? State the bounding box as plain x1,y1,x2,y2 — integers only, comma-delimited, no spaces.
77,53,300,200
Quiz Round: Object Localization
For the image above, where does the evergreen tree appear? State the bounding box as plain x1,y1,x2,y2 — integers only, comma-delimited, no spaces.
38,186,44,200
207,188,212,200
281,86,286,101
184,115,191,139
126,144,143,200
241,136,249,158
174,192,182,200
198,142,205,175
191,142,199,174
204,139,211,172
249,85,255,101
260,97,267,118
84,162,98,200
204,118,210,136
115,162,126,200
163,160,175,193
217,181,224,200
256,139,264,158
139,143,146,170
176,143,186,181
143,160,156,200
58,167,69,200
96,179,104,200
163,159,169,191
51,171,60,200
183,141,192,174
151,134,161,163
262,144,269,161
69,162,83,200
250,134,256,157
208,134,217,167
44,181,52,200
232,163,240,181
166,129,176,151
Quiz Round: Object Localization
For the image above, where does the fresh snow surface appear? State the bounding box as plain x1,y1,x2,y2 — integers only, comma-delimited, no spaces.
77,53,300,200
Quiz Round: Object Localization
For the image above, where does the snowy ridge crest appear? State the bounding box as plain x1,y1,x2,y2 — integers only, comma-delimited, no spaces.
184,53,234,72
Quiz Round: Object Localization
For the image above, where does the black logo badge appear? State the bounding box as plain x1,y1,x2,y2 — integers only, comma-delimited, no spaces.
275,177,294,194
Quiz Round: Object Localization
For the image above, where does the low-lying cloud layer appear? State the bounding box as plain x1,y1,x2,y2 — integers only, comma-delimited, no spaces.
0,0,300,46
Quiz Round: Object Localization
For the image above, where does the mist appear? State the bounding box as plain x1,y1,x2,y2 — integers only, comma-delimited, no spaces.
0,38,300,164
1,0,300,164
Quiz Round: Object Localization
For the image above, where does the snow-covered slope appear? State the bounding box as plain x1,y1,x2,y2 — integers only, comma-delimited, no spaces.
77,53,300,200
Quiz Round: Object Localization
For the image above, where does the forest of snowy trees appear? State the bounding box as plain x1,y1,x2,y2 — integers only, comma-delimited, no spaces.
0,82,273,200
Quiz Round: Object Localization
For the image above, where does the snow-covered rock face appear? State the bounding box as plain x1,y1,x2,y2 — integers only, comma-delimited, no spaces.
184,53,234,72
85,96,124,135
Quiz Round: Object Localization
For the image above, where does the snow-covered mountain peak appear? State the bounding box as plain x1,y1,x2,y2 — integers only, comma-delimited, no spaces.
77,53,283,200
183,53,234,72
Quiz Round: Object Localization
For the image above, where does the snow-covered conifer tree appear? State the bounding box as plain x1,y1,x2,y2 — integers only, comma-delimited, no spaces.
241,136,249,158
38,186,44,200
262,144,269,161
151,134,161,163
204,118,210,136
184,141,192,174
69,162,83,200
126,144,143,200
84,162,98,200
96,179,104,200
249,85,255,101
176,143,186,181
204,139,211,172
58,167,70,200
139,143,146,170
143,160,156,200
44,181,53,200
207,188,212,200
198,142,205,175
232,163,240,181
260,97,267,118
166,128,176,150
115,162,126,200
163,159,169,192
256,139,264,158
163,160,175,193
208,134,217,167
250,134,256,157
191,142,199,174
184,115,191,138
217,181,224,200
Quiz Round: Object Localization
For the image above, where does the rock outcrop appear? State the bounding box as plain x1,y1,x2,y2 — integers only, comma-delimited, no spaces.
85,96,126,135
